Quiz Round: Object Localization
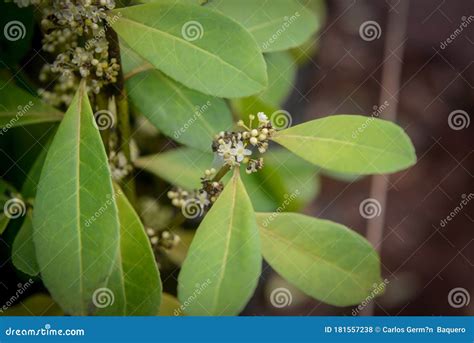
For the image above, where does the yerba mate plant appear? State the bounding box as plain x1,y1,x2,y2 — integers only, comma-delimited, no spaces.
0,0,416,316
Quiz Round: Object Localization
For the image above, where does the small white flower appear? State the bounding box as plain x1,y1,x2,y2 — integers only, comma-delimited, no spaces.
196,191,210,208
218,141,232,156
257,112,268,123
230,142,251,162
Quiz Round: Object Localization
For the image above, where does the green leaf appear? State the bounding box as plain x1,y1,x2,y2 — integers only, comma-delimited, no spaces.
0,81,62,130
110,3,267,98
12,211,39,276
232,52,296,118
159,293,183,316
127,70,232,151
32,82,120,315
97,185,162,315
0,178,17,235
178,169,261,315
0,294,63,316
206,0,318,52
257,149,320,211
256,212,382,306
272,115,416,174
21,138,53,199
135,147,213,190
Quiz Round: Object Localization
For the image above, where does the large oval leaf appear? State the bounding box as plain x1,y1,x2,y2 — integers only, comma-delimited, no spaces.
127,70,232,151
272,115,416,174
256,212,382,306
0,81,62,129
110,3,267,98
32,82,120,315
206,0,318,52
178,169,261,315
97,185,162,315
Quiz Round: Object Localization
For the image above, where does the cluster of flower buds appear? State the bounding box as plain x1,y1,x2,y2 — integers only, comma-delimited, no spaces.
146,228,180,250
22,0,120,108
108,150,133,181
212,112,275,174
167,168,224,218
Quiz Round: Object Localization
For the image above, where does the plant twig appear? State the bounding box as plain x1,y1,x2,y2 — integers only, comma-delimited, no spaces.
360,0,410,316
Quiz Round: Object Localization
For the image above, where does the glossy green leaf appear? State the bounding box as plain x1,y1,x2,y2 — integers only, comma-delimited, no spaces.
207,0,318,52
178,170,261,315
256,212,382,306
0,294,63,316
97,185,162,315
272,115,416,174
109,3,267,98
0,81,62,129
32,82,120,315
135,148,213,190
12,212,39,276
127,70,232,151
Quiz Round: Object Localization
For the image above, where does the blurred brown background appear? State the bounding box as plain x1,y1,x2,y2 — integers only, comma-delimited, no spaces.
244,0,474,316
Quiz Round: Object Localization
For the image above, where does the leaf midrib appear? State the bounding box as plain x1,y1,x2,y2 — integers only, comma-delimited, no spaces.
115,16,263,88
211,173,238,312
259,225,370,293
274,134,410,159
